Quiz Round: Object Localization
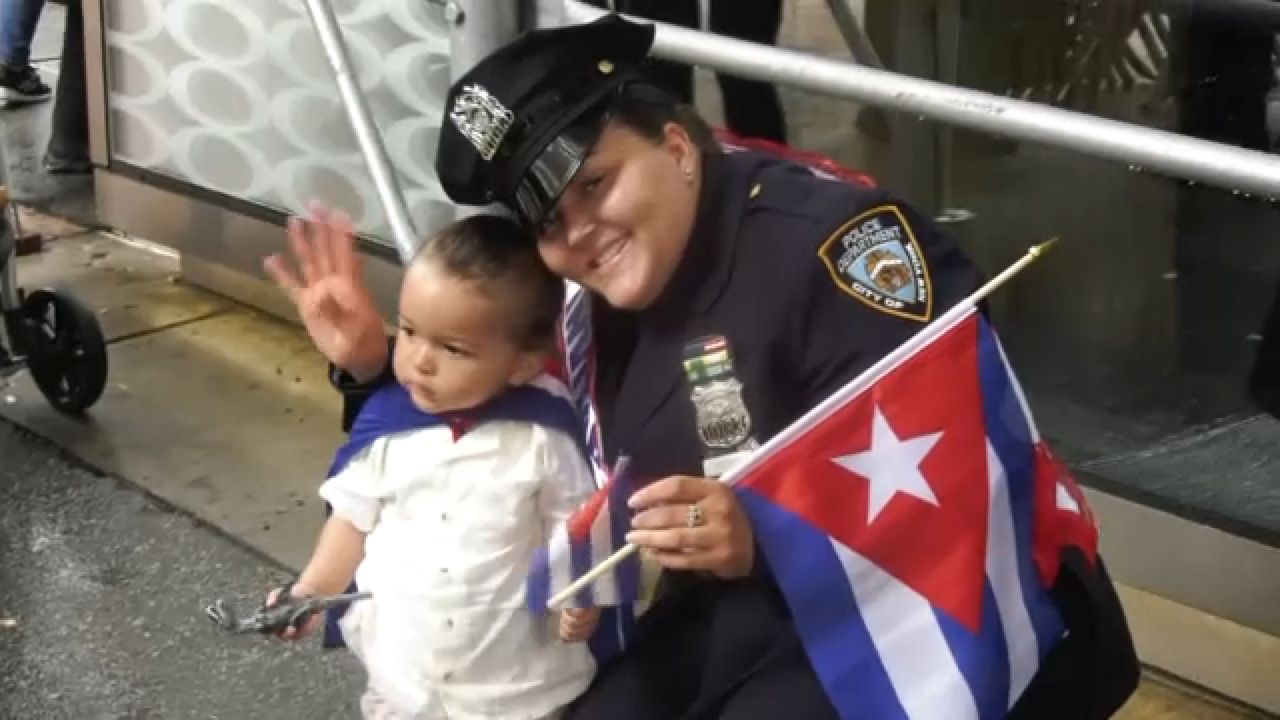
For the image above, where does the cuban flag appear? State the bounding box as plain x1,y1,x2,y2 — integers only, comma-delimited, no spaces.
732,308,1098,719
527,456,641,660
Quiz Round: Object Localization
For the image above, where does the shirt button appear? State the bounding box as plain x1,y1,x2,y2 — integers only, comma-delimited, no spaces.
442,671,453,682
446,618,454,629
440,512,448,522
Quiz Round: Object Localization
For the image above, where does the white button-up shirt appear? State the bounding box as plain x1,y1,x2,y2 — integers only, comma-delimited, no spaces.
320,419,598,719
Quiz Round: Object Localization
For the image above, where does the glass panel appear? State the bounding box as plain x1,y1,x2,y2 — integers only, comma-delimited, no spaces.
689,0,1280,539
101,0,456,243
948,143,1280,539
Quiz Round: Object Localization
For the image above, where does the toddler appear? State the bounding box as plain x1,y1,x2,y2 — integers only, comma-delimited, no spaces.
272,215,600,720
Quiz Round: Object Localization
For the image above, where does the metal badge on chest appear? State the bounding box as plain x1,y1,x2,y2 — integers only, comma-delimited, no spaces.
682,335,759,477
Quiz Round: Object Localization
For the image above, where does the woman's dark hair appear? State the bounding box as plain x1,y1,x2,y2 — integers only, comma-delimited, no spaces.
607,81,720,154
415,215,563,352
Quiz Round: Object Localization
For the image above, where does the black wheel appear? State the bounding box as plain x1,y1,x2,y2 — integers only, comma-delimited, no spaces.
22,288,108,414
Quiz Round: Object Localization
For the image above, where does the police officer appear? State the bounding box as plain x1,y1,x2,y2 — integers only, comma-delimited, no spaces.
266,14,1139,719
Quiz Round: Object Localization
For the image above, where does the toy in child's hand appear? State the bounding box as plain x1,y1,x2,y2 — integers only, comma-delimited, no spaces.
204,587,371,635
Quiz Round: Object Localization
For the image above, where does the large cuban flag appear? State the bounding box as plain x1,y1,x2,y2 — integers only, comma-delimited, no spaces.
734,308,1099,719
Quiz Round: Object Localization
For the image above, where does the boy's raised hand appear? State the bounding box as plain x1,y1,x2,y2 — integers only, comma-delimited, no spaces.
264,202,389,382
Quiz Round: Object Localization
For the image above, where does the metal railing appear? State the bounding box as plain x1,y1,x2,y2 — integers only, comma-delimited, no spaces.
303,0,1280,264
302,0,419,261
557,0,1280,201
303,0,519,263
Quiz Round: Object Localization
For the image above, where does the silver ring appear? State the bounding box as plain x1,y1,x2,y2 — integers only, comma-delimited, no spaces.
686,504,706,528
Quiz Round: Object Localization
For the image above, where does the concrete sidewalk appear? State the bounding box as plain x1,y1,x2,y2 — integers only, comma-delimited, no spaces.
1,215,343,571
0,220,1267,720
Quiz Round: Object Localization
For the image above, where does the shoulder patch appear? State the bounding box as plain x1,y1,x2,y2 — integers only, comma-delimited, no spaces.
817,205,933,322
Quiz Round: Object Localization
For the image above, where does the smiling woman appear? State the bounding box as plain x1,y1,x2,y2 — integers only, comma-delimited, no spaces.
537,118,702,310
268,13,1142,720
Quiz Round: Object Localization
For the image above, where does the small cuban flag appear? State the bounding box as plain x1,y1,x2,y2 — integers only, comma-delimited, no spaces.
527,456,641,660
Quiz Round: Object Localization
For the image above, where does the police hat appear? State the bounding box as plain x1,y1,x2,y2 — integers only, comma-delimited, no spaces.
435,14,655,230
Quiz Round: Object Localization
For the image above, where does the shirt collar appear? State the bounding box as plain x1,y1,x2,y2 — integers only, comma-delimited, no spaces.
441,413,476,442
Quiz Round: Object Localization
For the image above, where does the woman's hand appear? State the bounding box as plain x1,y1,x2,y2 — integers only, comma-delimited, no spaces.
626,475,755,579
263,203,388,382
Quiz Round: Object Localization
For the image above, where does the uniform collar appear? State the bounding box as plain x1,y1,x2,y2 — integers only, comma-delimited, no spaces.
646,151,752,318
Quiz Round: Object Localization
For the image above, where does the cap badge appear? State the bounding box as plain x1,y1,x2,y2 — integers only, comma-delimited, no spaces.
598,59,615,74
449,84,515,161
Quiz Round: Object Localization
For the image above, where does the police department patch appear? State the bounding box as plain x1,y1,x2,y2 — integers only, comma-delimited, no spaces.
818,205,933,322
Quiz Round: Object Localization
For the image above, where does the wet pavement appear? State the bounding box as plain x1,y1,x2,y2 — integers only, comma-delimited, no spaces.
0,419,361,719
0,423,1262,720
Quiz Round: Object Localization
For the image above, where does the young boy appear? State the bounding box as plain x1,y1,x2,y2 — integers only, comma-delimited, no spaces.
271,215,600,720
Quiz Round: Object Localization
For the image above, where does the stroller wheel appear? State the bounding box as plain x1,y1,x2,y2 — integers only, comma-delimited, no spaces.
22,289,108,414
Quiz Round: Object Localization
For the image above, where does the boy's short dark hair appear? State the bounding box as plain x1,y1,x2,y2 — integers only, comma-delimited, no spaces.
416,215,562,352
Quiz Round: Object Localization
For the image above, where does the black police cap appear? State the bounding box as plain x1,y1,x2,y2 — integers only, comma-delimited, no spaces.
435,14,655,230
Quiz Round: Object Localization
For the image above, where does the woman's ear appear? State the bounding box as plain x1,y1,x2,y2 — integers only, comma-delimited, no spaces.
662,121,697,178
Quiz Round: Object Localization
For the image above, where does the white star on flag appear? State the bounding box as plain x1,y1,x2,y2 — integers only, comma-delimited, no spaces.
832,405,943,524
1056,482,1081,514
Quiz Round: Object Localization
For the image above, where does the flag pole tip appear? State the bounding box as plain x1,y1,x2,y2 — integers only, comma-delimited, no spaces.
1030,237,1060,258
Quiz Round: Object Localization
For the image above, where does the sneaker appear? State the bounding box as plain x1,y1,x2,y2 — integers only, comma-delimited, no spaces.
0,64,52,104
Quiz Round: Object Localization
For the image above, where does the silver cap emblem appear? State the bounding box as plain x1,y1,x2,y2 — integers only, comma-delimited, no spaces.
449,84,515,161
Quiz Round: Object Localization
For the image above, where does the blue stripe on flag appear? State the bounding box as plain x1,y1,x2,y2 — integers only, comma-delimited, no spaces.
608,478,639,604
570,530,595,608
740,489,909,720
527,546,551,614
975,319,1065,656
590,460,638,660
589,607,631,663
933,583,1010,720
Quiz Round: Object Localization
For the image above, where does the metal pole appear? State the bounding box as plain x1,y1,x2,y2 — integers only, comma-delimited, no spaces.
448,0,522,82
0,143,20,312
934,0,962,216
1,246,18,313
823,0,884,69
302,0,419,263
562,0,1280,199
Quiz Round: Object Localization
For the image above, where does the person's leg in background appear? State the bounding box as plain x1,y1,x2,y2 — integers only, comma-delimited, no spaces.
44,0,88,173
1175,8,1273,151
613,0,698,103
708,0,786,143
0,0,52,103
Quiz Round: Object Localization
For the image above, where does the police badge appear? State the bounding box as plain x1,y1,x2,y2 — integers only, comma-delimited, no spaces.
691,379,754,450
448,84,515,161
682,336,758,477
